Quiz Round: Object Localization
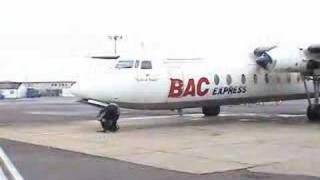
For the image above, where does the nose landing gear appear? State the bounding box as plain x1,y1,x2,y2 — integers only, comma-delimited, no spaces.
98,104,120,132
303,75,320,121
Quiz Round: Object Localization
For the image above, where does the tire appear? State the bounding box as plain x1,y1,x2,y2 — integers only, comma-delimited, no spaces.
100,116,119,132
202,105,220,116
100,105,120,132
307,105,320,122
109,123,119,132
100,119,113,131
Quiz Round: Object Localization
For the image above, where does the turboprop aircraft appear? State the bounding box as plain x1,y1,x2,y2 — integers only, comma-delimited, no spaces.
70,44,320,132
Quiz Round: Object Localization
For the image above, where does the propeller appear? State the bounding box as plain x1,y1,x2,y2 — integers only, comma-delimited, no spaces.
307,44,320,54
305,45,320,61
253,46,277,70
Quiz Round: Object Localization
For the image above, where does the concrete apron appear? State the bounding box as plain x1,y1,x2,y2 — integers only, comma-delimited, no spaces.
0,117,320,177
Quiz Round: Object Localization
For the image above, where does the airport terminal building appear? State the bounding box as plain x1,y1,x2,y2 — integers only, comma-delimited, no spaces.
0,81,76,99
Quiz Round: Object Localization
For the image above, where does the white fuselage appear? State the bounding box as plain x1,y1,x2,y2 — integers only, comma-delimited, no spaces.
71,59,310,110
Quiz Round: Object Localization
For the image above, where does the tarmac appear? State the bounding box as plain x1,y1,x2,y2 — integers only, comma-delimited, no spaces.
0,97,320,180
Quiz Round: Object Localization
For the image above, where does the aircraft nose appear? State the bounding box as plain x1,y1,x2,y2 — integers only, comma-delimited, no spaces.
70,81,97,99
70,77,116,102
70,82,82,97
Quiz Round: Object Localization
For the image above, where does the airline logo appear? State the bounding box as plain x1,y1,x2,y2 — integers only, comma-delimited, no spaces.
168,77,247,98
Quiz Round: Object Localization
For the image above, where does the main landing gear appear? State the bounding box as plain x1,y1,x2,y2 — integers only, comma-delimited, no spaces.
202,105,221,116
98,104,120,132
303,74,320,121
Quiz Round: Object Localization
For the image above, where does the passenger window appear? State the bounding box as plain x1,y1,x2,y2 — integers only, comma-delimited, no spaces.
135,60,140,68
141,61,152,69
226,74,232,85
214,74,220,85
253,74,258,84
265,73,269,84
241,74,246,84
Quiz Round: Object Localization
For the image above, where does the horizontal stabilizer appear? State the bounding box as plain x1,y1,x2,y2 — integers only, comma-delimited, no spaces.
91,56,120,60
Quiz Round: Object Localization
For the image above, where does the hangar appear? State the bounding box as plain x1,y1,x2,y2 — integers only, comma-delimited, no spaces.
0,81,27,99
23,81,76,97
0,81,76,99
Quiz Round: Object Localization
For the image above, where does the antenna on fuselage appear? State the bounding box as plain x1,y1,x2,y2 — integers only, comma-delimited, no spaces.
89,35,123,60
108,35,123,56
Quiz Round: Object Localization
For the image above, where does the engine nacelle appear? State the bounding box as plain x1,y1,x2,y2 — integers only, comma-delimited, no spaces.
254,46,309,73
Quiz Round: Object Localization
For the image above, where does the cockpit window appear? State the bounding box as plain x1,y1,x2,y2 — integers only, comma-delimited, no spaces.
115,60,134,69
141,61,152,69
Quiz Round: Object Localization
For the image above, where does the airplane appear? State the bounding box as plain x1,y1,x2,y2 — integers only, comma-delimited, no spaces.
70,44,320,132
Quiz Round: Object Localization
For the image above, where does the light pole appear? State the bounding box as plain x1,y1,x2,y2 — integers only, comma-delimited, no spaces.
108,35,123,56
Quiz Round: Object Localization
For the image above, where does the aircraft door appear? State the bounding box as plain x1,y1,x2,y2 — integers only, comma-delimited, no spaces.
135,60,153,81
135,60,159,106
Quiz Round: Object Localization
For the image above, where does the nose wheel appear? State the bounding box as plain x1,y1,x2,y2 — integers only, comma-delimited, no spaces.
303,74,320,121
98,104,120,132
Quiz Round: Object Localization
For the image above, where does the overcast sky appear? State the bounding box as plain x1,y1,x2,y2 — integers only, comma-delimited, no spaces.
1,0,320,81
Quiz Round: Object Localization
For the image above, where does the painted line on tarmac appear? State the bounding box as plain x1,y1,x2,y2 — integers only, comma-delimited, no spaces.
120,113,203,121
0,167,8,180
24,110,306,121
276,114,305,117
120,113,305,121
27,111,96,116
221,113,305,118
